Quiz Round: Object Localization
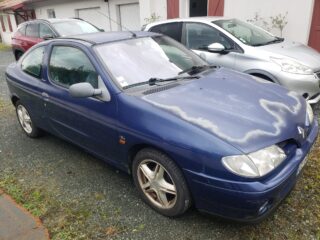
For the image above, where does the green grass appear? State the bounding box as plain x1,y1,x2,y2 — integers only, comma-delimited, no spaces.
0,173,97,240
0,98,11,113
0,170,141,239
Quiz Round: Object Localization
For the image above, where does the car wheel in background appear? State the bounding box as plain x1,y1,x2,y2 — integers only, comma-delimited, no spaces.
15,51,24,61
132,148,191,217
15,101,42,138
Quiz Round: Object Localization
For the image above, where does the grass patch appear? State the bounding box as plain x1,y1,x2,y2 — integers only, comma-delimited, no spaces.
0,98,12,113
0,43,11,51
0,175,48,217
0,172,139,240
0,173,99,240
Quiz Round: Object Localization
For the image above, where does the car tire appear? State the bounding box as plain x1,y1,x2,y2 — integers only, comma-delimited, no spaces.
132,148,191,217
15,51,24,61
15,101,42,138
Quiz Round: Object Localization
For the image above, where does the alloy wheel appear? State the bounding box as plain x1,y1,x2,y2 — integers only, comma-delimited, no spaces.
17,105,33,134
137,159,177,209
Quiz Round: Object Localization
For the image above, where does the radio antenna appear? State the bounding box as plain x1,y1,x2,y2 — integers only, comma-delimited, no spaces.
95,10,137,38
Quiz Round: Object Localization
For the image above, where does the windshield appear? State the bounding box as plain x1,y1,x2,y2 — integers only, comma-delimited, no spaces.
214,19,279,46
52,20,99,36
95,36,207,89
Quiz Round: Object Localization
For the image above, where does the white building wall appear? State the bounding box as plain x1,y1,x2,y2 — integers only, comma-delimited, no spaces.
0,13,18,45
31,0,111,31
224,0,315,44
108,0,139,30
32,0,154,31
139,0,167,26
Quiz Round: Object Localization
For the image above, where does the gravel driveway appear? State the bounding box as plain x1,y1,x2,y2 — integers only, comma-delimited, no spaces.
0,49,319,240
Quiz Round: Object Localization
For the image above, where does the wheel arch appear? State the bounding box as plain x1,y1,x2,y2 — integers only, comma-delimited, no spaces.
244,69,279,83
11,95,20,106
127,143,182,175
13,48,24,61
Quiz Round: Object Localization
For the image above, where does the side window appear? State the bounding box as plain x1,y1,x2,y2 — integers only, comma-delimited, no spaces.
26,23,39,38
39,24,54,38
185,23,233,50
150,23,182,42
21,46,45,78
18,24,26,35
49,46,98,88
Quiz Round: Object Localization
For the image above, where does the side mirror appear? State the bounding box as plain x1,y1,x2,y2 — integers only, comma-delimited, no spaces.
42,34,55,40
207,43,226,53
69,82,102,98
99,28,105,32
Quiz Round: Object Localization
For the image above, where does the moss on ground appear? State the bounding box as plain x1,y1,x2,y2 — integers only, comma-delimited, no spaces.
0,43,11,51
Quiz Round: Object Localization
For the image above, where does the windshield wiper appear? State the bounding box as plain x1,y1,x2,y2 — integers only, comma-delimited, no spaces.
123,75,200,89
252,37,284,47
178,65,218,75
148,75,200,85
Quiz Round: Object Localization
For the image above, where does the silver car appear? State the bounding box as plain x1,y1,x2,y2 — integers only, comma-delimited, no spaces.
144,17,320,104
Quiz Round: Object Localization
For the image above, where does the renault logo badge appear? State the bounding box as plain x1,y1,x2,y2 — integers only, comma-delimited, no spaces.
297,126,306,139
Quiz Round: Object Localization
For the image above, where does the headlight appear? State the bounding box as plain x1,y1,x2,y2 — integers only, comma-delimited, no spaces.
306,102,314,124
222,145,286,178
270,57,313,75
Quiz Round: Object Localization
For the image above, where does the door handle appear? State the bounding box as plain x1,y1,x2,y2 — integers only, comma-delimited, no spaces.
41,92,50,101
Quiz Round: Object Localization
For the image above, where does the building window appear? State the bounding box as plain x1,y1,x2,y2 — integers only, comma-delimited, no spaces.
15,10,36,25
189,0,208,17
47,9,56,18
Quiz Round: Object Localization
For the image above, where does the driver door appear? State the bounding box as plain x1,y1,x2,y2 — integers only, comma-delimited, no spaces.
182,22,239,69
43,44,119,161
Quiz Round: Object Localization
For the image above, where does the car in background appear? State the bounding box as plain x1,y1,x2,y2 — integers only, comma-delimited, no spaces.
144,17,320,104
6,31,318,222
11,18,102,60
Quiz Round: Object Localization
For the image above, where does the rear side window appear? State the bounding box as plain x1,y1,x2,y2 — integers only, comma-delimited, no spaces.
21,46,45,78
150,23,182,42
26,23,39,38
39,23,54,38
18,25,26,35
49,46,98,88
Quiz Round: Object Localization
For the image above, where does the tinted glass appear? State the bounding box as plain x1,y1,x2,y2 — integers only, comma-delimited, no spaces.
21,46,44,78
185,23,232,50
214,19,277,46
52,20,99,36
18,24,26,35
150,23,182,42
95,36,206,89
39,23,54,38
26,23,39,38
49,46,98,88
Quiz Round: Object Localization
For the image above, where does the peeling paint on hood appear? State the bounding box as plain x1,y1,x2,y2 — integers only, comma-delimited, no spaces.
142,68,307,153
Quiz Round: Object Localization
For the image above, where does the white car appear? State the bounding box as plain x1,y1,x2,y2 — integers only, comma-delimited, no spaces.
144,17,320,104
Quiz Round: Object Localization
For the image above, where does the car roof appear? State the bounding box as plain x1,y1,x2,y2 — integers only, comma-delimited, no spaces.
145,16,232,28
19,18,86,25
55,31,161,45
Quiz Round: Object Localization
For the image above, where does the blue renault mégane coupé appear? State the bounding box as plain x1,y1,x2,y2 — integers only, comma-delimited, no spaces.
5,31,318,222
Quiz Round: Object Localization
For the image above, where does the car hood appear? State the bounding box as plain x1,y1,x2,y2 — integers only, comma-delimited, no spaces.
142,68,308,153
258,39,320,70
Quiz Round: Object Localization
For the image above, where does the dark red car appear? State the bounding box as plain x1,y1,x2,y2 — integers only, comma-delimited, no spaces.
12,18,101,60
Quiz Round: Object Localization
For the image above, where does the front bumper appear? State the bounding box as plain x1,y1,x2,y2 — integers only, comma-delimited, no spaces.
185,121,318,222
307,93,320,104
276,71,320,104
